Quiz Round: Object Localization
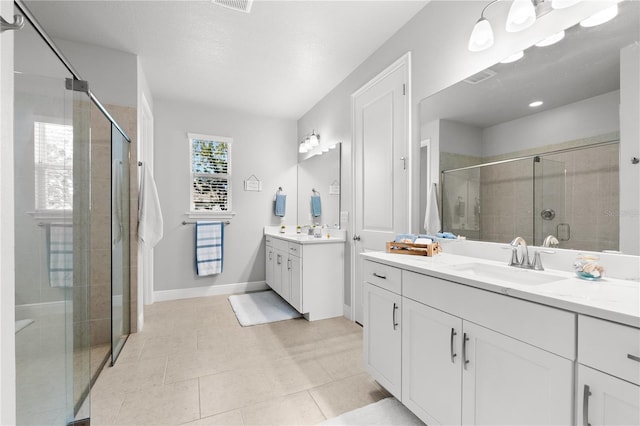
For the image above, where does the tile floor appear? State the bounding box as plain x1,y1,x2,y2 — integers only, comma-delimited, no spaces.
90,294,390,425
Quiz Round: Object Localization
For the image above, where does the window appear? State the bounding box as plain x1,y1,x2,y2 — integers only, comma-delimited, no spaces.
189,133,232,213
34,121,74,211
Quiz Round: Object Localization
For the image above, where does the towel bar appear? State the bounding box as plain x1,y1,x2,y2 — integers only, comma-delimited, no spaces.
182,220,231,225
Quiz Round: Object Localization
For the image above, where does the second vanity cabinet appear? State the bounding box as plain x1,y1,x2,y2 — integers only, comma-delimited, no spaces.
364,259,576,426
265,234,344,321
576,315,640,425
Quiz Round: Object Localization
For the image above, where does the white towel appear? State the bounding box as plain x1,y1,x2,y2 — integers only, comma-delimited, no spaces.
48,224,73,287
196,221,224,276
424,183,441,235
138,164,164,248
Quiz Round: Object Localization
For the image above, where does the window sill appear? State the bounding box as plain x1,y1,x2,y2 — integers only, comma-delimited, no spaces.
27,210,73,223
185,211,236,220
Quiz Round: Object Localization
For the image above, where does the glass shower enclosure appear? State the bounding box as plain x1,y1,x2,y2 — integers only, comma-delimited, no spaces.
441,141,620,252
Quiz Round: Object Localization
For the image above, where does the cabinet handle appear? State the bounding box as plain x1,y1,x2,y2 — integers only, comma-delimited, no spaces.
287,259,292,270
392,302,399,330
462,333,470,370
628,354,640,363
277,254,282,265
373,273,387,279
450,328,457,363
583,384,592,426
269,251,273,260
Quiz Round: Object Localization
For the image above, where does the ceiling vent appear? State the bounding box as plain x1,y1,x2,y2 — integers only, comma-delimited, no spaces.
463,69,497,85
211,0,253,13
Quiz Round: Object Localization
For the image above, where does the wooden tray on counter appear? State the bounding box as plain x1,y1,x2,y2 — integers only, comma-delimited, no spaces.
386,241,441,257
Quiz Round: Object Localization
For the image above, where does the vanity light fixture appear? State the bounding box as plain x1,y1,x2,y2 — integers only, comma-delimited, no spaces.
299,140,309,154
309,130,319,147
500,50,524,63
580,3,618,28
506,0,537,32
551,0,581,9
529,100,544,107
535,30,565,47
468,0,498,52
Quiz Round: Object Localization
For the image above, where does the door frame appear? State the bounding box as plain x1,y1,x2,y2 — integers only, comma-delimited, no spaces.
349,52,411,322
0,1,17,422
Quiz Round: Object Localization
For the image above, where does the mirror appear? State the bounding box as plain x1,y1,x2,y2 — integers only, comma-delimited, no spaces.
297,144,341,228
419,1,639,253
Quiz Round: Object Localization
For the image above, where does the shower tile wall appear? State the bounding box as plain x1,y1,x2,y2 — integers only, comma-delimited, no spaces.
90,103,138,373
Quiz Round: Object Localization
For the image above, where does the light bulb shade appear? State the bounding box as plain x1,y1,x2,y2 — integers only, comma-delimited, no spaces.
299,141,308,153
506,0,536,33
535,30,565,47
551,0,581,9
468,18,494,52
309,131,319,147
304,137,311,150
580,4,618,28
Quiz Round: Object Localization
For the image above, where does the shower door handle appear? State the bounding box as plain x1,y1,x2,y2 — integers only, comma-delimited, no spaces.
0,14,25,33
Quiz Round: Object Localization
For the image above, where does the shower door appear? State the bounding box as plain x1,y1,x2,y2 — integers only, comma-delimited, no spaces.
111,124,130,363
533,157,566,247
14,8,91,424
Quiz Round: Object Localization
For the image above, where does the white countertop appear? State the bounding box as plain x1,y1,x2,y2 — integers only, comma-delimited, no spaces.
362,251,640,328
265,228,346,245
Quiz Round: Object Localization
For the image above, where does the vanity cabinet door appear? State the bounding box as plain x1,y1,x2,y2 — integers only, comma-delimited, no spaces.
461,321,573,426
363,282,402,399
288,254,302,313
577,364,640,426
265,245,275,288
402,298,462,426
271,249,284,296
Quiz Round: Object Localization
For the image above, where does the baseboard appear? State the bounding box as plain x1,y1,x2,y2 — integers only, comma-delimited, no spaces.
343,303,352,321
154,281,268,302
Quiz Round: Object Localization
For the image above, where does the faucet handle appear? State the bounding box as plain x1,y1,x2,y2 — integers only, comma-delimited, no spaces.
533,250,555,271
503,246,520,266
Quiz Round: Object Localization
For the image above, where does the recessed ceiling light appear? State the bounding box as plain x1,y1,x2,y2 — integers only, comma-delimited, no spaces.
580,4,618,28
529,101,544,107
500,51,524,64
535,30,565,47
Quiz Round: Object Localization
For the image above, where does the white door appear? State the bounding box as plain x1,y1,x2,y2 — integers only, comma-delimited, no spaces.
352,53,410,324
363,282,402,399
577,364,640,426
0,2,17,422
461,321,573,425
402,298,462,426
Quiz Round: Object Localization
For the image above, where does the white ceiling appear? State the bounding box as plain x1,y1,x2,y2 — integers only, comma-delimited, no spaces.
24,0,428,119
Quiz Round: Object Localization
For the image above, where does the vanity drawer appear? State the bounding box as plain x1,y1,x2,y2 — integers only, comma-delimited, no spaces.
288,243,302,257
364,261,401,294
578,315,640,385
269,237,289,252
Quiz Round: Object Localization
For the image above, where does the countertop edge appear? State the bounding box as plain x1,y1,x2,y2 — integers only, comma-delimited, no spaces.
362,251,640,329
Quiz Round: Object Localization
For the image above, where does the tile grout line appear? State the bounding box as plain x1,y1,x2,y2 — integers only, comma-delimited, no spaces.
307,389,329,422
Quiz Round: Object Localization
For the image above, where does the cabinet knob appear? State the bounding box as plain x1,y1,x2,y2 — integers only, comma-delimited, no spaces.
353,234,361,241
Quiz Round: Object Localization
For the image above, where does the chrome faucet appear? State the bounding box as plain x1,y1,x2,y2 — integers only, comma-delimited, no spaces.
509,237,532,268
508,236,555,271
542,235,559,248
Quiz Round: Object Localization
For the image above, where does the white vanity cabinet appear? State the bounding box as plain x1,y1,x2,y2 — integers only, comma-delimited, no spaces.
402,271,573,426
363,259,575,426
577,315,640,426
363,261,402,399
264,234,344,321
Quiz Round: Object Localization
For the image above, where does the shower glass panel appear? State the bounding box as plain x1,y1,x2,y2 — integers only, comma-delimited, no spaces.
442,157,534,244
440,142,619,252
533,157,566,246
14,9,91,425
111,124,130,363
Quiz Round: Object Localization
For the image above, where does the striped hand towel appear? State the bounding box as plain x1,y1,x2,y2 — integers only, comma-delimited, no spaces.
48,224,73,287
195,221,224,276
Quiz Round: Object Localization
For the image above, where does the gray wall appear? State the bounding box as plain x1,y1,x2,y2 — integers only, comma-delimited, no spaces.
153,99,298,292
297,0,617,307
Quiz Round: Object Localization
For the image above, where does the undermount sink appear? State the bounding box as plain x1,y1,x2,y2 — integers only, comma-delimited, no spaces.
447,262,567,285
